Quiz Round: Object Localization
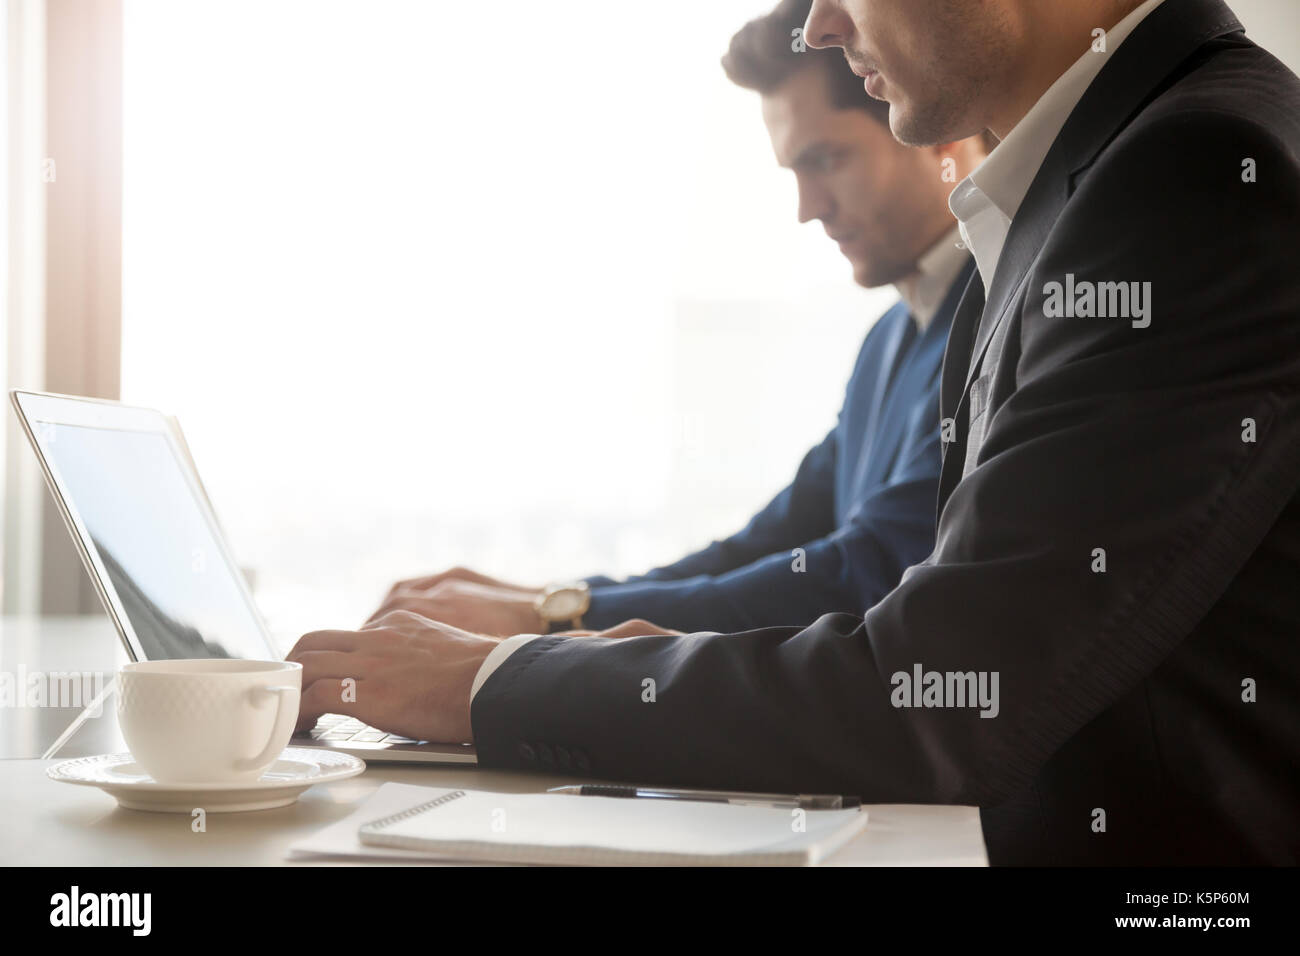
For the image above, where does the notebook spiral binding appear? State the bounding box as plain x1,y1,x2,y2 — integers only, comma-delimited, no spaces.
361,789,468,832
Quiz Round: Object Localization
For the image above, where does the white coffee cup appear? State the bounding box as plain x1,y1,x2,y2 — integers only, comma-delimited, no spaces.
117,659,302,784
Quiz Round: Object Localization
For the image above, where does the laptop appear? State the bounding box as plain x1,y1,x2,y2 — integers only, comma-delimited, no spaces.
11,389,477,764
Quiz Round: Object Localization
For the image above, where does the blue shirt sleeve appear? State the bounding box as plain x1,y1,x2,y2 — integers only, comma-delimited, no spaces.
582,400,940,632
582,425,838,593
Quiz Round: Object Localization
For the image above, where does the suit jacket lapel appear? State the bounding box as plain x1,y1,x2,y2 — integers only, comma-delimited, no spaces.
867,308,913,444
862,257,978,490
935,258,981,427
957,0,1246,399
937,272,986,517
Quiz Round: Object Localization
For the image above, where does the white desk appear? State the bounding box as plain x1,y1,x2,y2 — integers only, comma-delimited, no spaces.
0,616,988,866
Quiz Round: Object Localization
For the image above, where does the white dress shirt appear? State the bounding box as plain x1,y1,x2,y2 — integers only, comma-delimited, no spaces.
949,0,1166,293
895,225,968,331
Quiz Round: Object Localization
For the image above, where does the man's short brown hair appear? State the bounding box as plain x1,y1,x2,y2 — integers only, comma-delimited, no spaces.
722,0,892,127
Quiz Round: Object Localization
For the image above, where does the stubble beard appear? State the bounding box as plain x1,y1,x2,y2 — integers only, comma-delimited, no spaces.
887,5,1011,147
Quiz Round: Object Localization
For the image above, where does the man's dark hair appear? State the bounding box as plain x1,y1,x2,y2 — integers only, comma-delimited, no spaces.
722,0,891,127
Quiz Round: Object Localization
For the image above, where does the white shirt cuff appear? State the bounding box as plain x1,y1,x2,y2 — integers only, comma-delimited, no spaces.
471,633,542,700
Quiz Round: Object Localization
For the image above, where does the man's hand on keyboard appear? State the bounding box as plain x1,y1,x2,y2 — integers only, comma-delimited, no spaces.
287,610,497,745
366,566,544,637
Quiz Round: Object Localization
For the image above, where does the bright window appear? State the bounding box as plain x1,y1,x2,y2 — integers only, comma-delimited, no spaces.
121,0,894,640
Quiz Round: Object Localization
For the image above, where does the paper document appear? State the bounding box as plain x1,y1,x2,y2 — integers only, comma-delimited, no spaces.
290,782,867,866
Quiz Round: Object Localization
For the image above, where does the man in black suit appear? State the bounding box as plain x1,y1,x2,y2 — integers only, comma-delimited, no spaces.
290,0,1300,864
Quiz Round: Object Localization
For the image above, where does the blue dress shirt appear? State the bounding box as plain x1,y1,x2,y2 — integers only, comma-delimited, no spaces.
582,257,977,632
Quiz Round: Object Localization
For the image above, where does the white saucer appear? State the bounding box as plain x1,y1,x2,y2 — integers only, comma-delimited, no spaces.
47,747,367,813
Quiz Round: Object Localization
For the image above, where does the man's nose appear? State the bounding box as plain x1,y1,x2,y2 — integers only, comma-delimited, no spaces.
804,0,852,50
797,180,834,225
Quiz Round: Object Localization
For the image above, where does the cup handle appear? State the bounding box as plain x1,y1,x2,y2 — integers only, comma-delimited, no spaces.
236,685,299,773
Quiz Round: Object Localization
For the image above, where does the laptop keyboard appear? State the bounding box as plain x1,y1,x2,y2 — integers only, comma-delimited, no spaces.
303,713,421,745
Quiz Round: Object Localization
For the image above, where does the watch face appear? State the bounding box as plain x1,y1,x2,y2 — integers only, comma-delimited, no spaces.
543,589,585,619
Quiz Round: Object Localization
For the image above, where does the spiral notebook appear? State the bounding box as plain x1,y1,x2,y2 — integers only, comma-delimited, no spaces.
356,786,868,866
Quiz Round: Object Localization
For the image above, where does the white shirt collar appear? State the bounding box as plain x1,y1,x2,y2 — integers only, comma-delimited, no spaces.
894,225,968,332
949,0,1166,293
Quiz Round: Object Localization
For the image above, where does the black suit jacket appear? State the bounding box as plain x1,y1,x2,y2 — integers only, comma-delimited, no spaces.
473,0,1300,864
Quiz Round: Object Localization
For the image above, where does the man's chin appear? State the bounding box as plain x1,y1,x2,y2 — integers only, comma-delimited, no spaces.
852,262,890,290
888,97,973,149
889,108,944,148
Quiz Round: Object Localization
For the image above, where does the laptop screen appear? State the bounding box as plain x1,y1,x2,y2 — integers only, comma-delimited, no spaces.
39,422,271,662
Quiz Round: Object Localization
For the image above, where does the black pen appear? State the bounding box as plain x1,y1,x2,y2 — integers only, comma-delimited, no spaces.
547,784,860,810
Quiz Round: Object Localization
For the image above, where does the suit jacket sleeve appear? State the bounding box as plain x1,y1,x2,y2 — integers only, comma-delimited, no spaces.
473,112,1300,804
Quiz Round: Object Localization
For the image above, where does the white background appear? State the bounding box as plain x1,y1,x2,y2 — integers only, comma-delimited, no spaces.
120,0,893,637
118,0,1300,639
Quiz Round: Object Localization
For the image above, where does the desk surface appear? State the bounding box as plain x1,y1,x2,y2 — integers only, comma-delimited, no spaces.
0,616,988,866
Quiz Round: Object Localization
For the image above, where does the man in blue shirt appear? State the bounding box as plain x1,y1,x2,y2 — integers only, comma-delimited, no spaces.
366,0,987,636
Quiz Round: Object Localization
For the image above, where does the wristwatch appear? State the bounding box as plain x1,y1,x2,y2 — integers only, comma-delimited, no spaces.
534,581,592,632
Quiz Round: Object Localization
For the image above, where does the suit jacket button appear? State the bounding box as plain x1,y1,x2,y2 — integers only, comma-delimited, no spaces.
574,749,591,772
556,746,573,770
537,743,555,767
517,742,536,763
